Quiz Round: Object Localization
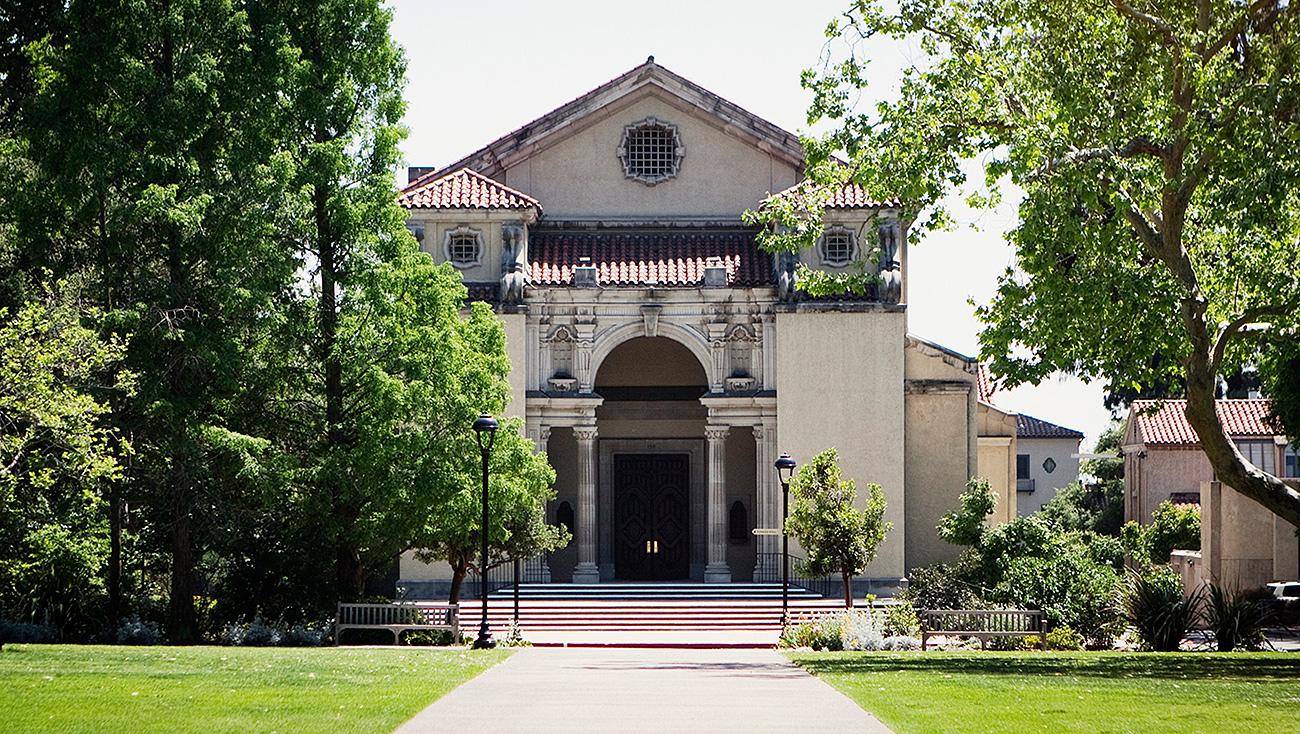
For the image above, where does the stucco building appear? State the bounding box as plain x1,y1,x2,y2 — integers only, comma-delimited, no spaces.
1123,398,1299,589
397,59,1016,595
1121,398,1297,521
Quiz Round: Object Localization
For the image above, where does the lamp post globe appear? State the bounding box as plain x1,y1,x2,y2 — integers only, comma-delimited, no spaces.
774,453,796,626
471,413,499,649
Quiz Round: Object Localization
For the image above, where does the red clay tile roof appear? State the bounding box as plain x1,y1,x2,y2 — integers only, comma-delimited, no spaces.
400,168,540,211
529,227,772,287
769,180,901,210
1017,413,1084,440
1130,398,1280,445
977,364,998,402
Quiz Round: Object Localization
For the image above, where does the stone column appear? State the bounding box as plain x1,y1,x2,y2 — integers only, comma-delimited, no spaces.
536,426,552,582
752,421,777,579
572,425,600,583
704,425,732,583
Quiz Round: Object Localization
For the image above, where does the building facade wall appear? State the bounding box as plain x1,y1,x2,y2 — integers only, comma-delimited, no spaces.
901,338,978,571
501,91,800,219
775,309,907,580
1125,448,1214,523
1015,437,1082,516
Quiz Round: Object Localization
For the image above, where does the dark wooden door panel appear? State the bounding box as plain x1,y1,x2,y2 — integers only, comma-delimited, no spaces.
613,454,690,580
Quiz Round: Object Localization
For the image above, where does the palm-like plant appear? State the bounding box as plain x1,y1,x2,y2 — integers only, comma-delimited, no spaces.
1125,568,1202,652
1205,584,1272,652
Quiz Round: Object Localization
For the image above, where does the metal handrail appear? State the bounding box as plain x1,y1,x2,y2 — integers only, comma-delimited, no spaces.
754,551,838,598
467,552,551,597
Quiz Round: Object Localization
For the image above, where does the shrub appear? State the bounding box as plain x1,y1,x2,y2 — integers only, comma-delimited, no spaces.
0,621,57,645
220,616,287,647
988,635,1035,651
115,617,161,645
500,620,532,648
1045,625,1084,651
839,609,884,651
883,602,921,637
974,515,1057,586
778,621,820,650
1206,584,1272,652
881,635,920,651
780,616,842,651
1126,566,1201,651
902,562,981,611
937,478,997,547
403,629,457,646
1121,501,1200,565
779,609,891,651
990,546,1124,649
282,623,327,647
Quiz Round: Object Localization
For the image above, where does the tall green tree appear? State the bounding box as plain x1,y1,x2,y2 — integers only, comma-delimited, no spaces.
18,0,297,640
766,0,1300,526
259,0,559,602
786,448,892,607
0,283,132,633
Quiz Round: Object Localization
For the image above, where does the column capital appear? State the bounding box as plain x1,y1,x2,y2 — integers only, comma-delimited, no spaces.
573,425,598,442
704,425,731,442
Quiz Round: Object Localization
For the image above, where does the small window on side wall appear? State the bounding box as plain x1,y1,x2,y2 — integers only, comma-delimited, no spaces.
819,227,855,267
443,226,482,268
1016,453,1030,479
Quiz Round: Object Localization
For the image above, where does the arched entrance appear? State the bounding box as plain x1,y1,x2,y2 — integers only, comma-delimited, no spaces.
594,337,708,581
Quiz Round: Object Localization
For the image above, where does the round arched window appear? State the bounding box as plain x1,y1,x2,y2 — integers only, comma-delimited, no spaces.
618,117,684,185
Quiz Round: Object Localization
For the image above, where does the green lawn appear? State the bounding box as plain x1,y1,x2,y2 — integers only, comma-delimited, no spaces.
0,644,509,734
789,651,1300,734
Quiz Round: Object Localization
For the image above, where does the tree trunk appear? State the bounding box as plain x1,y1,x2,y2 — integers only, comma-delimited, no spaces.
108,487,122,623
448,551,469,605
335,540,363,602
313,181,359,602
167,488,197,643
1181,299,1300,528
842,571,854,608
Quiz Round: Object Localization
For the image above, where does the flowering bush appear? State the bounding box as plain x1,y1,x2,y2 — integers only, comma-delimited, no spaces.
115,617,161,645
780,608,916,652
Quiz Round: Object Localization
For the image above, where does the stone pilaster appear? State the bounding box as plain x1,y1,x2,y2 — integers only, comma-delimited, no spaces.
752,421,778,578
704,424,732,583
572,425,600,583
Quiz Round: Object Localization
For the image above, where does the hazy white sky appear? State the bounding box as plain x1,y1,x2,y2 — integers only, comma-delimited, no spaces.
390,0,1117,449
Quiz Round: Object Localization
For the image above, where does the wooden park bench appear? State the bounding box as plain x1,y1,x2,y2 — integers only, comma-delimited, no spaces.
920,609,1046,651
336,602,459,645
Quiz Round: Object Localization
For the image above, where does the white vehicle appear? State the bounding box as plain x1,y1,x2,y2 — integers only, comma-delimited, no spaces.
1266,582,1300,602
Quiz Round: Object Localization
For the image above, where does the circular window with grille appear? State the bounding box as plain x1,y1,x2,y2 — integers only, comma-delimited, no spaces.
443,226,482,269
618,117,684,185
819,227,856,267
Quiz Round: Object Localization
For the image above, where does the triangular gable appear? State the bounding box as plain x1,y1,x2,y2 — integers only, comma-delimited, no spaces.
430,57,807,181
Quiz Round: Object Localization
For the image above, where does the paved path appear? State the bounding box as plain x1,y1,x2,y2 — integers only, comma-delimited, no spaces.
396,647,892,733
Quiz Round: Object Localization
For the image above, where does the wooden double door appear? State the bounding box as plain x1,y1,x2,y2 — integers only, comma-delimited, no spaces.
613,453,690,580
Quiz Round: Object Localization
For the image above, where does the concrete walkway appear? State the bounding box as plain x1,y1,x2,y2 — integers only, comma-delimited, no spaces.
396,647,892,733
